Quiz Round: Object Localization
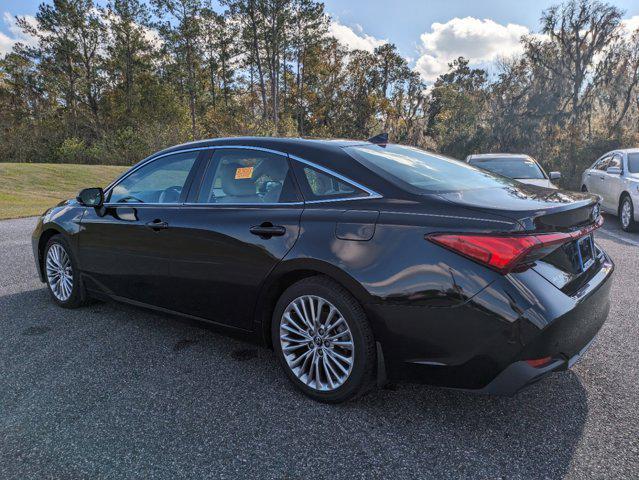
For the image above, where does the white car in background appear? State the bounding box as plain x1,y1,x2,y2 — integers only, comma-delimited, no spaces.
466,153,561,189
581,149,639,232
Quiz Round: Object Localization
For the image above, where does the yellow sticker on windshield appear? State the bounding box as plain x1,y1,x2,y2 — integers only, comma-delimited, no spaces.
235,166,254,179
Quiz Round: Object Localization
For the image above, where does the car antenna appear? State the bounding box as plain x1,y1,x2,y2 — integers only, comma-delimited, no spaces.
368,132,388,146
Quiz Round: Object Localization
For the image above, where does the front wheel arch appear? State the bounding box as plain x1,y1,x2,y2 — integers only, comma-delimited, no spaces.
618,192,637,231
37,227,65,280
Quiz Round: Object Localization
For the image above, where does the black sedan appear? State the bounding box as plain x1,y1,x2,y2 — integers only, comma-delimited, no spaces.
32,137,613,403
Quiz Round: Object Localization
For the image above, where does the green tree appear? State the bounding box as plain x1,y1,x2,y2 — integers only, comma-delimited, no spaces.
152,0,204,137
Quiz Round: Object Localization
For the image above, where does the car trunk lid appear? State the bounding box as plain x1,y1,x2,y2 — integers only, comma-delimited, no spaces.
435,185,599,233
433,185,604,294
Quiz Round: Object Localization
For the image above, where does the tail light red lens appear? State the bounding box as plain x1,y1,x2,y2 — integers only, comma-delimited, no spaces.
427,216,603,274
525,356,553,368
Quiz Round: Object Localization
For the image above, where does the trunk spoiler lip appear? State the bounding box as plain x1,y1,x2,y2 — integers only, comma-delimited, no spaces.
426,215,604,241
433,191,600,233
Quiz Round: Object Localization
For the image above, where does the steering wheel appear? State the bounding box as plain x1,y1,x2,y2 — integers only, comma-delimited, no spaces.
159,185,182,203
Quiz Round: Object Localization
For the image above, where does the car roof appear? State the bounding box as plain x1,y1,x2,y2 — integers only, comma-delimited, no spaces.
606,148,639,155
147,136,371,170
156,136,368,155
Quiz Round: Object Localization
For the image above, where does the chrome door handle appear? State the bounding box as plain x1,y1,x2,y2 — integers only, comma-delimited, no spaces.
146,219,169,231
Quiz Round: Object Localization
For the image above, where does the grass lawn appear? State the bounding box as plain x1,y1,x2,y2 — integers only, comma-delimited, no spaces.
0,163,127,220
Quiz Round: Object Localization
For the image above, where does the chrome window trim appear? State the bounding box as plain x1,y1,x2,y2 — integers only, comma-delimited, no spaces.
102,202,305,208
182,202,305,207
288,153,382,203
104,144,383,207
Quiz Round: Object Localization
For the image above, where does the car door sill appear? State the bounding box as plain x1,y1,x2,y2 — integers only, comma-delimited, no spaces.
88,289,254,334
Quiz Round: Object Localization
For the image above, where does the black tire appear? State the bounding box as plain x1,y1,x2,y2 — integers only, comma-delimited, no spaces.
619,195,638,232
271,276,375,403
43,235,88,308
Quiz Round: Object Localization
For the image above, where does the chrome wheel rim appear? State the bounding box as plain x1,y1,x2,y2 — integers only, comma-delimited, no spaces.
279,295,354,391
621,200,631,228
45,243,73,301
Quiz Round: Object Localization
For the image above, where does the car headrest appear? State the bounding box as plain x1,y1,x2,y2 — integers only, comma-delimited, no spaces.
220,162,256,197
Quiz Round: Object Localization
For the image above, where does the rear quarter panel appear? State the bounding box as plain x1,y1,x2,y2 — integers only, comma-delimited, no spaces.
270,199,518,333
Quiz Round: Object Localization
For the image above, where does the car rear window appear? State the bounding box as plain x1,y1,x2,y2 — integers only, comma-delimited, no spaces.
468,156,545,179
343,144,520,194
628,153,639,174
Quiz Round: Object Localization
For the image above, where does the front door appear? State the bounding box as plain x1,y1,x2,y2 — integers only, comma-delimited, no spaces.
587,155,610,199
162,147,304,330
77,150,202,307
601,153,623,210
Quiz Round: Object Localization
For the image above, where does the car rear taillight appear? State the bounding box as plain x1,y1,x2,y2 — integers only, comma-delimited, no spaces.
526,357,553,368
426,217,603,274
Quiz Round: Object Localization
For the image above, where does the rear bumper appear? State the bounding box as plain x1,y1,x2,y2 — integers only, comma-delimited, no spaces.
368,253,614,393
477,336,596,395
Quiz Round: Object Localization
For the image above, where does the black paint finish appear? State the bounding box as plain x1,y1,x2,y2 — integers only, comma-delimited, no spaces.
31,137,614,394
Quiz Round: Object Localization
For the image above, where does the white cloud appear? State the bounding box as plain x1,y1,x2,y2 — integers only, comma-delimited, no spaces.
328,20,386,53
415,17,529,82
621,15,639,37
101,9,162,50
0,12,37,56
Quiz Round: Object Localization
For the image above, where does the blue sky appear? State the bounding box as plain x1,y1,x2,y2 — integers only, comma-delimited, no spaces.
2,0,639,82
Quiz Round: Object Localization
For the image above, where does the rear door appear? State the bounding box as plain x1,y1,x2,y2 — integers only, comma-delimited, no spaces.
162,147,303,330
78,150,202,307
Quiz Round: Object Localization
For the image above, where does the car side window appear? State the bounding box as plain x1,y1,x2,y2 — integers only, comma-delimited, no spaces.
608,154,622,170
293,162,367,201
108,151,198,204
594,156,611,171
195,149,300,204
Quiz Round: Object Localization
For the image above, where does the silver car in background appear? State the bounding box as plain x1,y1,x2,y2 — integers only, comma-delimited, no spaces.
581,149,639,232
466,153,561,189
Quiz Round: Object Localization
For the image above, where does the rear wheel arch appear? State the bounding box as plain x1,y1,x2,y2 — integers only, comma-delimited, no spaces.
254,260,374,348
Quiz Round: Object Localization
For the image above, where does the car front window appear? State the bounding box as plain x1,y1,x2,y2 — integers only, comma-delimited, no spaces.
108,151,198,204
344,144,519,194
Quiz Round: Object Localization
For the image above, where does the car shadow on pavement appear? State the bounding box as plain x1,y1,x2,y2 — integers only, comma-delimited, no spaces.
355,374,587,477
1,287,588,479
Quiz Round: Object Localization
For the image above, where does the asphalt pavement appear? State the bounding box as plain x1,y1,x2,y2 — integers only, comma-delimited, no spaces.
0,215,637,479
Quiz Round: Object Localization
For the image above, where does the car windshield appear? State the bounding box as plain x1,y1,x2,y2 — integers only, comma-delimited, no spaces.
628,153,639,174
468,156,545,179
343,144,519,194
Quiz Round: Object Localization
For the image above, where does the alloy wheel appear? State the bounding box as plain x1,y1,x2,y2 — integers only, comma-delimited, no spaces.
621,199,632,229
46,243,74,302
279,295,354,391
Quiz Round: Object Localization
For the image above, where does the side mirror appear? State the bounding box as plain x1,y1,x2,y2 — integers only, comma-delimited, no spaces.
606,166,622,175
549,171,561,180
77,187,104,207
